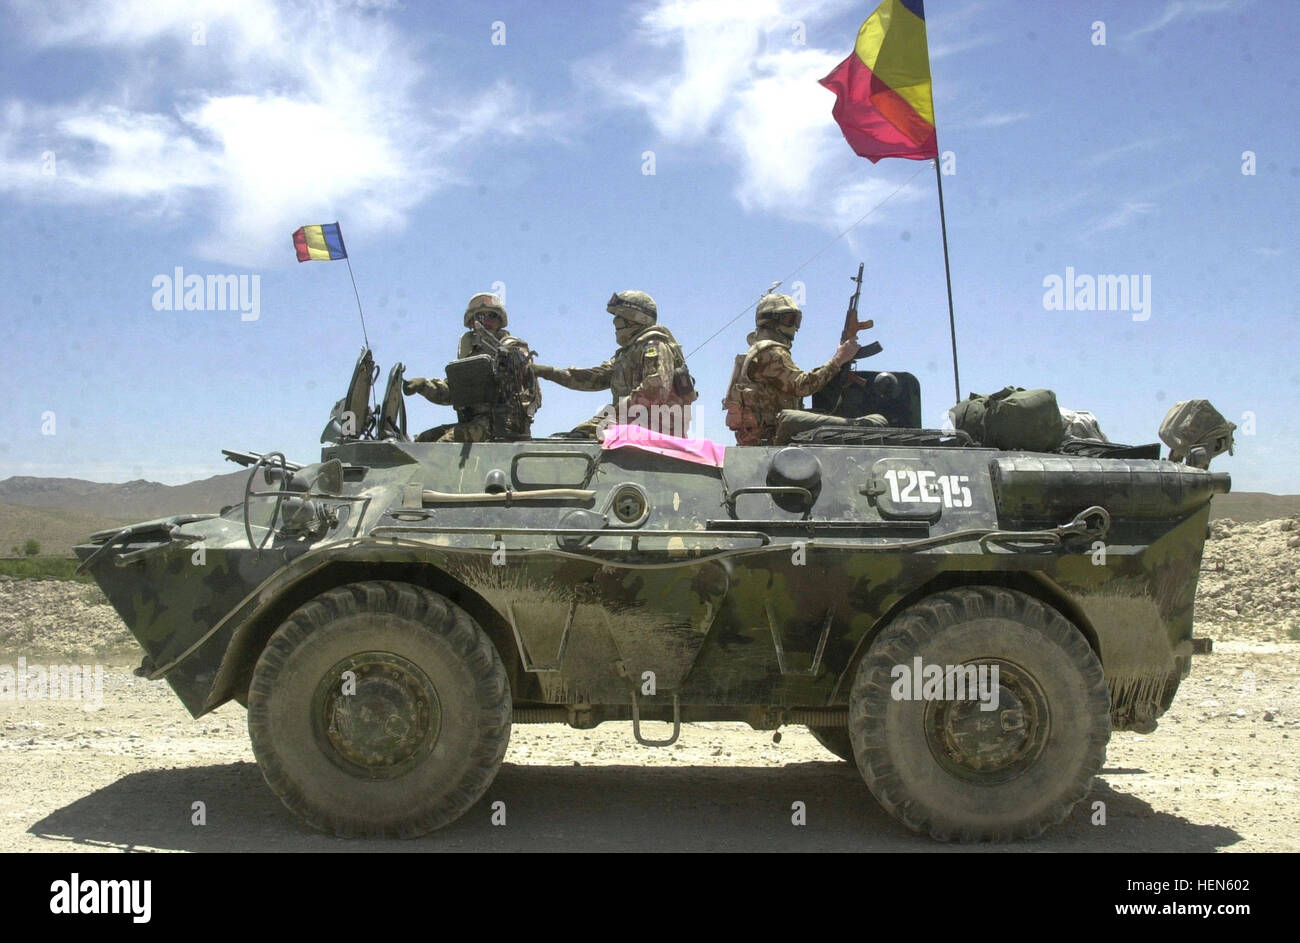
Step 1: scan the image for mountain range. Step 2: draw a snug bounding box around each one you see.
[0,471,247,556]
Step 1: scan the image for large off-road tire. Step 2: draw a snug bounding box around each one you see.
[807,726,855,762]
[247,581,511,838]
[850,586,1109,842]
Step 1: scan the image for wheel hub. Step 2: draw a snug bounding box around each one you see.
[314,653,441,779]
[924,660,1048,784]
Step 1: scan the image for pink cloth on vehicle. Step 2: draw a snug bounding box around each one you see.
[599,424,727,468]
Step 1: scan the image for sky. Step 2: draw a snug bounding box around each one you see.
[0,0,1295,492]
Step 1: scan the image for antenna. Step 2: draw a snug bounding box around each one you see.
[343,256,370,350]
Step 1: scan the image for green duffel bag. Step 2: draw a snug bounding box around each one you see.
[951,386,1066,452]
[949,396,986,442]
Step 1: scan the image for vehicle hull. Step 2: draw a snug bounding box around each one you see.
[77,438,1221,734]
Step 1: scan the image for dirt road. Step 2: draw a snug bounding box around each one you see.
[0,641,1294,852]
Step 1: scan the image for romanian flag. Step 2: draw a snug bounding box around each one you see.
[819,0,938,163]
[292,222,348,262]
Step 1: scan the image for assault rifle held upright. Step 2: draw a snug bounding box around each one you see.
[839,262,881,387]
[843,262,881,356]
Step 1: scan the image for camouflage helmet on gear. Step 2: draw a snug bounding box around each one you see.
[606,289,658,326]
[756,292,802,337]
[464,292,508,328]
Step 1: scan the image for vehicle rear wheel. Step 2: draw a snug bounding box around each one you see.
[849,586,1109,841]
[807,726,855,762]
[247,580,511,837]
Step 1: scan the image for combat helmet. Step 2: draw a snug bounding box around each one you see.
[756,293,802,338]
[464,292,508,329]
[607,289,657,345]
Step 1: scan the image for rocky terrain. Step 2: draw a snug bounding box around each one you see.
[1196,517,1300,643]
[0,580,132,661]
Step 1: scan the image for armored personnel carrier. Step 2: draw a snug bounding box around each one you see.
[76,349,1231,841]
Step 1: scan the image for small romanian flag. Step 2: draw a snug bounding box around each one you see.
[292,222,348,262]
[819,0,938,163]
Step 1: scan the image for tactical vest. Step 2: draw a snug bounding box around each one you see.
[722,339,788,441]
[614,326,697,403]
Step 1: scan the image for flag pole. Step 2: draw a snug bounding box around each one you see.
[933,157,961,406]
[336,233,377,416]
[344,256,371,350]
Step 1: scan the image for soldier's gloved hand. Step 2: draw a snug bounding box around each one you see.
[533,363,555,380]
[832,338,861,368]
[403,377,430,396]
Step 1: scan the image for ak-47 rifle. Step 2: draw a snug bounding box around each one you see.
[839,262,881,388]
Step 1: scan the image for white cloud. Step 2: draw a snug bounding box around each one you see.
[729,48,848,213]
[578,0,934,232]
[834,174,930,238]
[637,0,788,139]
[0,0,560,266]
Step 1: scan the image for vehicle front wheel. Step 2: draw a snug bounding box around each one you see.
[247,580,511,838]
[850,586,1109,842]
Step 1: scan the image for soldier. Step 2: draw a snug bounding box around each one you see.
[722,293,860,446]
[533,290,697,438]
[404,292,541,442]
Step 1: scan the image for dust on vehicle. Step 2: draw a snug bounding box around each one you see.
[75,349,1233,841]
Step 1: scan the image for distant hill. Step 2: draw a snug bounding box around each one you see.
[0,471,246,523]
[0,502,132,558]
[1211,492,1300,523]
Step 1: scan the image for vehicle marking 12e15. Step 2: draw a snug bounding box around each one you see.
[884,469,972,508]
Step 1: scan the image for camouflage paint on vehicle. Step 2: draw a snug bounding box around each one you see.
[76,434,1226,736]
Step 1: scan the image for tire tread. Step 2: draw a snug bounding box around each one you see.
[850,586,1109,842]
[247,580,511,838]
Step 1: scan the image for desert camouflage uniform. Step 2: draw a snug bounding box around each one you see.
[405,293,539,442]
[724,326,841,445]
[535,290,696,438]
[724,293,880,445]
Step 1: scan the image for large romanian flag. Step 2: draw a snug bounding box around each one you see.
[819,0,937,163]
[292,222,348,262]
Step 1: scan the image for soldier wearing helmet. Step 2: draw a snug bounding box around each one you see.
[404,292,541,442]
[534,290,697,438]
[721,293,860,446]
